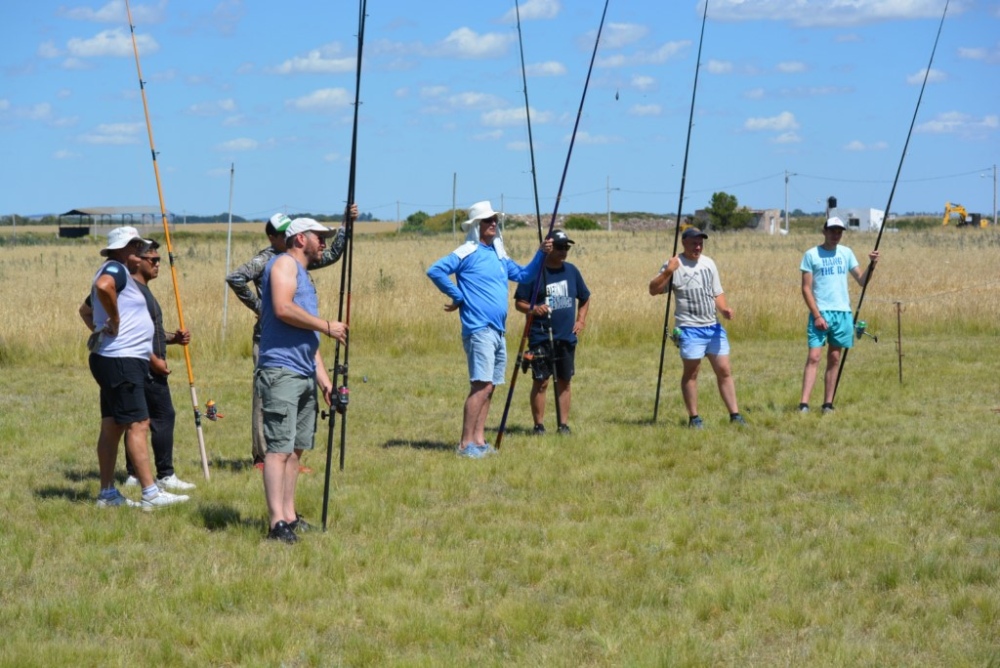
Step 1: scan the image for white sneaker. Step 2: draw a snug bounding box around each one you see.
[140,490,190,511]
[96,490,139,508]
[124,475,140,487]
[156,474,196,491]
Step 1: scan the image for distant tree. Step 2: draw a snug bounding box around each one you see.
[705,192,754,231]
[563,215,601,231]
[401,210,430,233]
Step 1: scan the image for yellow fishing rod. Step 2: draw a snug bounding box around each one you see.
[125,0,210,479]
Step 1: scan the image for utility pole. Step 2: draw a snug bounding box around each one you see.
[451,172,457,240]
[606,175,619,231]
[784,170,796,233]
[396,200,400,232]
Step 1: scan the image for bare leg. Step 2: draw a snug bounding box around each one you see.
[462,381,493,446]
[281,449,302,523]
[707,354,739,414]
[123,419,154,488]
[681,358,702,417]
[530,378,548,425]
[555,379,571,425]
[800,347,823,405]
[264,452,291,528]
[97,417,126,489]
[823,346,843,405]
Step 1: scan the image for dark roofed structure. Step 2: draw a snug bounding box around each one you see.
[58,206,171,238]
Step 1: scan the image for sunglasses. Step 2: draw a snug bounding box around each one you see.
[553,245,570,251]
[141,256,161,265]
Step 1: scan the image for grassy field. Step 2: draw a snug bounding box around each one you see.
[0,226,998,666]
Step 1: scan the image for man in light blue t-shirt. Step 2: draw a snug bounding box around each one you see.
[799,216,880,414]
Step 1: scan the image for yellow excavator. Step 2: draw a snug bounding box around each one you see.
[943,202,988,227]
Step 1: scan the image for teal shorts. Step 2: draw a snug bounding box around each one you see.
[807,311,854,349]
[254,366,318,454]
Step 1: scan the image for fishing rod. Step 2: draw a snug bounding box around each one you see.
[494,0,563,444]
[495,0,610,450]
[125,0,210,480]
[651,0,709,423]
[831,0,950,404]
[322,0,366,532]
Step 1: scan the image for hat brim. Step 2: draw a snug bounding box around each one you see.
[461,208,500,231]
[100,236,153,256]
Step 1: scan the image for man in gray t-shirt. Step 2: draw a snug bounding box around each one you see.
[649,227,746,429]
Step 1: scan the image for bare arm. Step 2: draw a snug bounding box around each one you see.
[714,293,733,320]
[79,298,95,332]
[801,271,827,331]
[315,349,332,406]
[573,298,590,335]
[850,249,880,287]
[93,275,120,335]
[648,256,680,296]
[270,255,347,344]
[515,298,550,317]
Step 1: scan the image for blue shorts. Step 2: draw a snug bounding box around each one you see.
[463,327,506,386]
[678,324,730,360]
[807,311,854,349]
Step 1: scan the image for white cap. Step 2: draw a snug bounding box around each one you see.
[285,217,335,239]
[825,216,846,229]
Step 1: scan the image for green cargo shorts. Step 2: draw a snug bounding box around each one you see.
[254,367,318,454]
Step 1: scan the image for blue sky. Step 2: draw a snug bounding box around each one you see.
[2,0,998,221]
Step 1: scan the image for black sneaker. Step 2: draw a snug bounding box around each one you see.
[533,424,546,435]
[821,403,835,415]
[289,514,312,533]
[557,423,571,434]
[266,521,298,544]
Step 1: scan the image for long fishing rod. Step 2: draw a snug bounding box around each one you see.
[494,0,562,445]
[125,0,210,479]
[831,0,950,404]
[651,0,709,423]
[322,0,366,532]
[495,0,610,450]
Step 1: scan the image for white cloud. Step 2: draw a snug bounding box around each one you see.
[438,28,513,59]
[448,92,506,109]
[286,88,352,112]
[629,104,661,117]
[216,138,258,151]
[54,149,81,159]
[187,99,237,116]
[501,0,561,22]
[568,131,618,145]
[78,121,144,144]
[526,61,566,77]
[38,41,61,58]
[844,140,888,151]
[916,112,999,135]
[706,60,733,74]
[906,68,946,85]
[61,0,166,24]
[776,61,807,74]
[506,140,529,151]
[474,130,503,141]
[772,132,801,144]
[744,87,765,100]
[66,28,158,58]
[709,0,956,28]
[959,43,1000,63]
[481,106,553,127]
[323,153,341,162]
[0,99,10,111]
[270,44,355,75]
[597,40,689,68]
[631,74,655,91]
[745,111,799,132]
[419,86,448,99]
[600,23,648,49]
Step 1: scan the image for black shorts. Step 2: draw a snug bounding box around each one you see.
[89,354,149,424]
[529,340,576,382]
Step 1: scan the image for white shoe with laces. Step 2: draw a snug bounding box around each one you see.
[140,490,190,511]
[124,475,140,487]
[156,474,196,491]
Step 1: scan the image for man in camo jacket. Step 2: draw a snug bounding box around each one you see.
[225,208,353,469]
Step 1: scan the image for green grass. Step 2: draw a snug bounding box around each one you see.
[0,229,998,665]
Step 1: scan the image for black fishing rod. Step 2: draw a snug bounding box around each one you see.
[322,0,366,532]
[831,0,950,404]
[651,0,709,423]
[494,0,564,443]
[125,0,210,479]
[495,0,610,450]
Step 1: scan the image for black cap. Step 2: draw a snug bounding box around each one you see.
[682,227,708,240]
[547,229,575,246]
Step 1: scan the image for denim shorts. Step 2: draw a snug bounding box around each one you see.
[462,327,507,386]
[678,323,730,360]
[807,310,854,349]
[254,366,317,454]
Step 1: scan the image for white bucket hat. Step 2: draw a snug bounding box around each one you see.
[461,201,500,232]
[100,226,153,257]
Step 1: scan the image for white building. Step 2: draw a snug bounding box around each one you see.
[830,207,884,232]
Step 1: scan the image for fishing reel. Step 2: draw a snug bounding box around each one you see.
[520,346,550,373]
[855,321,878,343]
[669,327,683,349]
[205,400,223,421]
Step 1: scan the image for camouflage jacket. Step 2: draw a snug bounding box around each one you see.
[225,228,346,342]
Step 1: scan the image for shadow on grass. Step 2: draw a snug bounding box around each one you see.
[489,424,536,436]
[211,457,258,473]
[36,486,92,502]
[197,502,248,531]
[63,467,100,482]
[382,439,453,451]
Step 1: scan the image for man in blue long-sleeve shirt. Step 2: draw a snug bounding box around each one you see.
[427,201,552,458]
